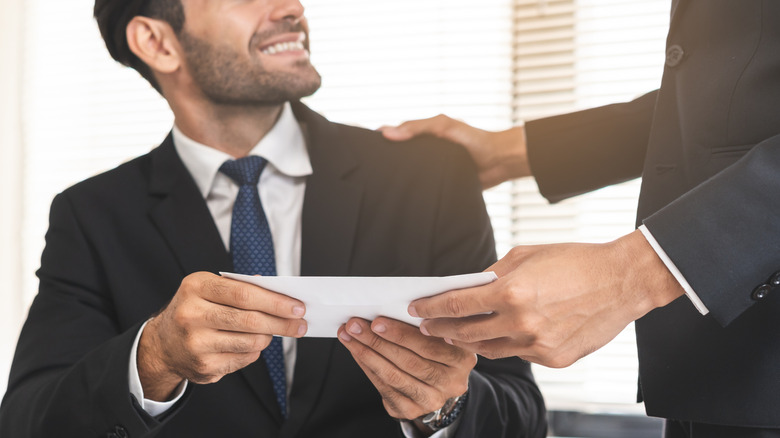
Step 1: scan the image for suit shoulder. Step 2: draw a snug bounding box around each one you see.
[331,122,476,169]
[59,150,153,201]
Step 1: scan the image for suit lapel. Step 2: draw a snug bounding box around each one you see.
[296,102,362,278]
[279,103,363,437]
[147,135,232,275]
[147,136,283,422]
[669,0,687,35]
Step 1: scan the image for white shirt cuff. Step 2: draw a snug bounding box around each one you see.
[399,416,461,438]
[128,320,188,417]
[638,225,709,315]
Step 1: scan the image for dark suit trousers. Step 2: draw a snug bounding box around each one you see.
[665,420,780,438]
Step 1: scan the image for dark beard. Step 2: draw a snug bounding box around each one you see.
[178,25,322,105]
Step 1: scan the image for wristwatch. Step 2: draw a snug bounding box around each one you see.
[419,390,469,431]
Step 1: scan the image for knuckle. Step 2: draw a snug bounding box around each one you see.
[382,399,401,418]
[233,287,252,308]
[204,278,229,300]
[271,297,285,317]
[453,325,474,343]
[189,360,214,383]
[445,295,465,317]
[174,305,197,327]
[205,307,226,326]
[447,345,474,366]
[396,382,422,404]
[410,386,432,408]
[180,272,207,293]
[350,344,369,362]
[422,364,443,385]
[400,355,421,374]
[384,368,406,389]
[228,337,248,353]
[392,328,408,346]
[241,311,261,331]
[434,113,451,124]
[501,284,524,308]
[367,334,385,351]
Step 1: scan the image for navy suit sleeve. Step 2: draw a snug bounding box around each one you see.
[429,145,547,438]
[643,134,780,326]
[525,91,657,203]
[0,193,178,437]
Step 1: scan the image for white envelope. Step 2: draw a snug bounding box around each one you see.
[220,271,498,338]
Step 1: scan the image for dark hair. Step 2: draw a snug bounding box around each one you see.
[94,0,185,93]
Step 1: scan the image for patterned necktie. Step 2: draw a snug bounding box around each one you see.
[219,156,287,418]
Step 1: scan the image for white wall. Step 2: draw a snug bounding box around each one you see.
[0,0,25,396]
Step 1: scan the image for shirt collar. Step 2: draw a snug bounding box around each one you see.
[173,102,313,198]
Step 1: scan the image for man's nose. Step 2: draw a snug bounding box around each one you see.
[269,0,305,23]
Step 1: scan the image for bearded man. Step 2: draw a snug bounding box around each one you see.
[0,1,546,437]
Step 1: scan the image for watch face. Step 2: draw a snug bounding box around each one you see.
[421,392,469,431]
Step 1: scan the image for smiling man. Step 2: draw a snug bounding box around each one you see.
[0,0,546,437]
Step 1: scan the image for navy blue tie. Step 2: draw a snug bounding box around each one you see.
[220,156,287,418]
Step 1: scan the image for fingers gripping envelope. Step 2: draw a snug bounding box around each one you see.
[220,272,498,337]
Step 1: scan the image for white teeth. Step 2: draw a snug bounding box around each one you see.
[262,41,305,55]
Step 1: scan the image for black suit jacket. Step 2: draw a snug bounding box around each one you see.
[0,103,546,437]
[524,0,780,428]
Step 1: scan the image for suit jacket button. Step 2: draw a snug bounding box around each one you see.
[752,284,771,301]
[770,272,780,287]
[109,426,129,438]
[666,44,684,67]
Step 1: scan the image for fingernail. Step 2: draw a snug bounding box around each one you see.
[339,331,352,342]
[298,324,307,337]
[293,305,305,317]
[444,338,454,345]
[348,322,362,335]
[408,305,419,318]
[373,322,387,334]
[420,324,430,336]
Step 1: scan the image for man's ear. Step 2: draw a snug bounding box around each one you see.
[126,16,182,76]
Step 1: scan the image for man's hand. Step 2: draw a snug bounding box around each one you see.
[138,272,307,401]
[337,317,475,434]
[409,230,685,367]
[379,115,531,189]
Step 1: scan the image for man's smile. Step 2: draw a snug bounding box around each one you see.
[259,32,307,56]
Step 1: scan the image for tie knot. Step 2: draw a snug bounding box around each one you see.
[219,156,268,186]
